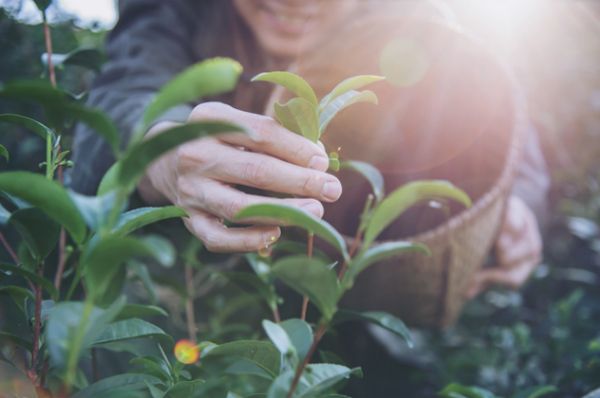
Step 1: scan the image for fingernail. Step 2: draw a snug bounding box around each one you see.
[301,201,324,218]
[308,155,329,171]
[322,180,342,201]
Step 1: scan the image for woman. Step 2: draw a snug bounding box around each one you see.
[70,0,548,305]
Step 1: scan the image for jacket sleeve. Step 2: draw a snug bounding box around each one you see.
[69,0,197,195]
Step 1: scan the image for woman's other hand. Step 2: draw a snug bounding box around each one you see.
[467,195,543,299]
[138,102,342,252]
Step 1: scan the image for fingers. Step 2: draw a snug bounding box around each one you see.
[189,102,330,172]
[176,177,324,222]
[198,143,342,202]
[184,209,281,253]
[466,256,539,299]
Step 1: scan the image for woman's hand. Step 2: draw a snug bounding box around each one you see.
[139,102,342,252]
[466,196,543,298]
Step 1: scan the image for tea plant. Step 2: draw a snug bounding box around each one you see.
[0,2,489,397]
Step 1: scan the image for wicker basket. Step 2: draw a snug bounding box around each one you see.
[290,13,526,327]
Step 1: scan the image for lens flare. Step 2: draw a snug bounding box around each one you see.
[174,339,200,364]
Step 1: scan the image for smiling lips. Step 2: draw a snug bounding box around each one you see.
[257,0,317,36]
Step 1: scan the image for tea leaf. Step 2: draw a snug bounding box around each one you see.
[82,236,152,304]
[203,340,281,378]
[0,263,58,299]
[0,172,87,243]
[514,386,558,398]
[252,71,318,106]
[92,318,170,345]
[67,104,120,156]
[345,241,430,285]
[271,255,341,321]
[0,145,7,162]
[33,0,52,11]
[0,286,34,314]
[0,331,32,351]
[363,180,471,246]
[263,320,297,366]
[333,310,413,347]
[46,298,126,371]
[319,90,378,135]
[141,57,242,133]
[117,121,243,190]
[112,206,187,237]
[222,271,279,311]
[0,204,10,225]
[320,75,384,110]
[9,208,60,260]
[115,304,168,321]
[42,47,105,72]
[299,364,362,397]
[68,190,117,231]
[71,373,161,398]
[236,204,348,260]
[0,113,54,141]
[439,383,497,398]
[279,319,313,362]
[340,160,385,203]
[274,97,319,142]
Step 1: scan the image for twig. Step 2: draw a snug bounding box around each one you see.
[300,233,314,320]
[0,231,19,264]
[287,323,327,398]
[272,306,281,323]
[185,265,197,343]
[29,266,44,386]
[42,13,56,87]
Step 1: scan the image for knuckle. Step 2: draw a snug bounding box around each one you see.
[241,161,269,187]
[200,229,223,252]
[251,116,276,145]
[300,172,320,195]
[176,175,194,198]
[190,101,228,120]
[223,197,247,220]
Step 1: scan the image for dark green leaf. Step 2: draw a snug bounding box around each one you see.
[0,263,58,299]
[222,271,278,310]
[0,144,9,162]
[115,304,167,321]
[33,0,52,11]
[236,204,348,260]
[67,104,120,156]
[142,57,242,132]
[274,97,319,142]
[252,71,318,106]
[43,48,105,72]
[9,207,60,260]
[279,319,313,362]
[128,262,158,304]
[203,340,281,378]
[299,364,362,398]
[319,90,378,135]
[345,241,430,285]
[71,374,161,398]
[340,160,384,203]
[0,172,87,243]
[0,113,53,141]
[320,75,384,109]
[92,318,170,345]
[514,386,558,398]
[0,331,32,351]
[81,236,152,304]
[113,206,186,237]
[0,203,10,225]
[68,190,117,231]
[0,285,33,314]
[439,383,497,398]
[263,320,296,362]
[333,310,412,347]
[116,121,244,190]
[271,255,340,320]
[364,180,471,247]
[46,298,126,371]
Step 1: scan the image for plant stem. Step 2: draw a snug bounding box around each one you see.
[337,228,362,281]
[300,232,314,321]
[184,265,197,343]
[272,306,281,323]
[29,266,44,386]
[287,323,327,398]
[42,12,56,88]
[0,231,19,264]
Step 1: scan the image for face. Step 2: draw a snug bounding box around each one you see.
[233,0,360,61]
